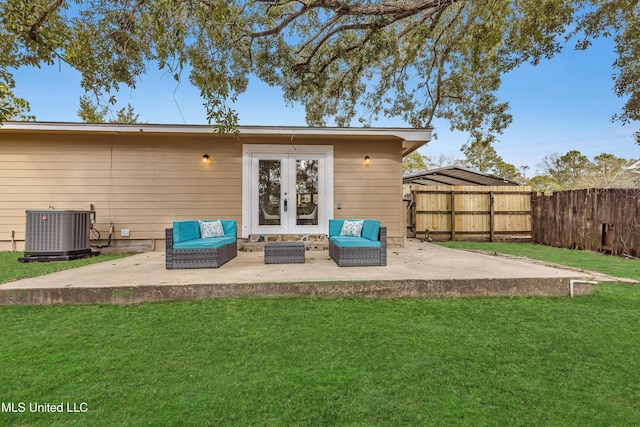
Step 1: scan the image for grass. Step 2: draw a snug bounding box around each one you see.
[0,243,639,425]
[435,241,640,280]
[0,252,130,285]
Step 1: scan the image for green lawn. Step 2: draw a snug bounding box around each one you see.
[1,244,639,426]
[435,241,639,280]
[0,252,129,284]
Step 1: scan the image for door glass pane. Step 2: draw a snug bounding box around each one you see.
[296,159,318,226]
[259,160,281,226]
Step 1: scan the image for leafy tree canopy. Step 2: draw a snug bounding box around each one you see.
[404,146,637,192]
[403,151,429,174]
[462,140,524,182]
[77,95,140,123]
[1,0,638,141]
[534,150,638,191]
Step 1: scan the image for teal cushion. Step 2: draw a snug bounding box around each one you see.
[329,219,344,237]
[362,220,381,241]
[174,236,236,250]
[330,236,381,248]
[220,220,237,237]
[173,221,200,244]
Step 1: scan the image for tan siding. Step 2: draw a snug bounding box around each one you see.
[0,133,243,244]
[333,140,404,244]
[1,131,407,249]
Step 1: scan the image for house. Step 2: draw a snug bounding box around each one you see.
[627,159,640,174]
[0,122,431,252]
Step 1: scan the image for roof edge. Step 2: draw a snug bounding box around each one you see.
[0,121,431,143]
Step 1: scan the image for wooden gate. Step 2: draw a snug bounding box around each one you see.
[409,185,532,241]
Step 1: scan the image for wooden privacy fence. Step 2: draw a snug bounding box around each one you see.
[532,188,640,257]
[408,185,532,241]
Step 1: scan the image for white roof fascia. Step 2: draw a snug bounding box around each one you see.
[0,121,431,143]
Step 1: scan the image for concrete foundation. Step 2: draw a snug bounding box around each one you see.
[0,240,608,306]
[0,278,595,306]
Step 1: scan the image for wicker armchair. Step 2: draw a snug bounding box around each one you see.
[328,219,387,267]
[165,220,237,269]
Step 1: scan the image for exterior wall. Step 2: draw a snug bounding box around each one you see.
[0,130,405,251]
[333,140,405,247]
[0,132,243,252]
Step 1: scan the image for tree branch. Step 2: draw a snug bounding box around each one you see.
[28,0,66,42]
[248,0,459,69]
[250,1,313,37]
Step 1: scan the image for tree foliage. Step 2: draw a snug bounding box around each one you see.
[402,150,467,174]
[0,0,638,140]
[0,81,34,121]
[461,140,524,182]
[533,150,638,191]
[403,142,526,182]
[404,145,637,192]
[403,151,429,174]
[538,150,591,188]
[77,95,140,123]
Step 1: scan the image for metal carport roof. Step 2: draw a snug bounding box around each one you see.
[403,166,521,186]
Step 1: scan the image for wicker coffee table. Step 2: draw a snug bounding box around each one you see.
[264,242,305,264]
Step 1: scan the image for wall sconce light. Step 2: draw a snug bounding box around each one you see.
[202,154,210,163]
[364,155,371,166]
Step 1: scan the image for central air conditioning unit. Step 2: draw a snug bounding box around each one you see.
[19,210,99,262]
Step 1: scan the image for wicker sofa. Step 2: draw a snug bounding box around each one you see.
[165,220,237,269]
[328,219,387,267]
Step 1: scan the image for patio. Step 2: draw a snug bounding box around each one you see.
[0,240,604,305]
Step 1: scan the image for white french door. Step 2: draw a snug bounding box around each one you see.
[242,145,333,237]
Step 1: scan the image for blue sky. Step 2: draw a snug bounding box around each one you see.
[11,36,639,176]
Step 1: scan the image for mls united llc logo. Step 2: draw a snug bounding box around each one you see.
[2,402,88,413]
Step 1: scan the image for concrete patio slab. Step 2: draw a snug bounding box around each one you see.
[0,240,601,305]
